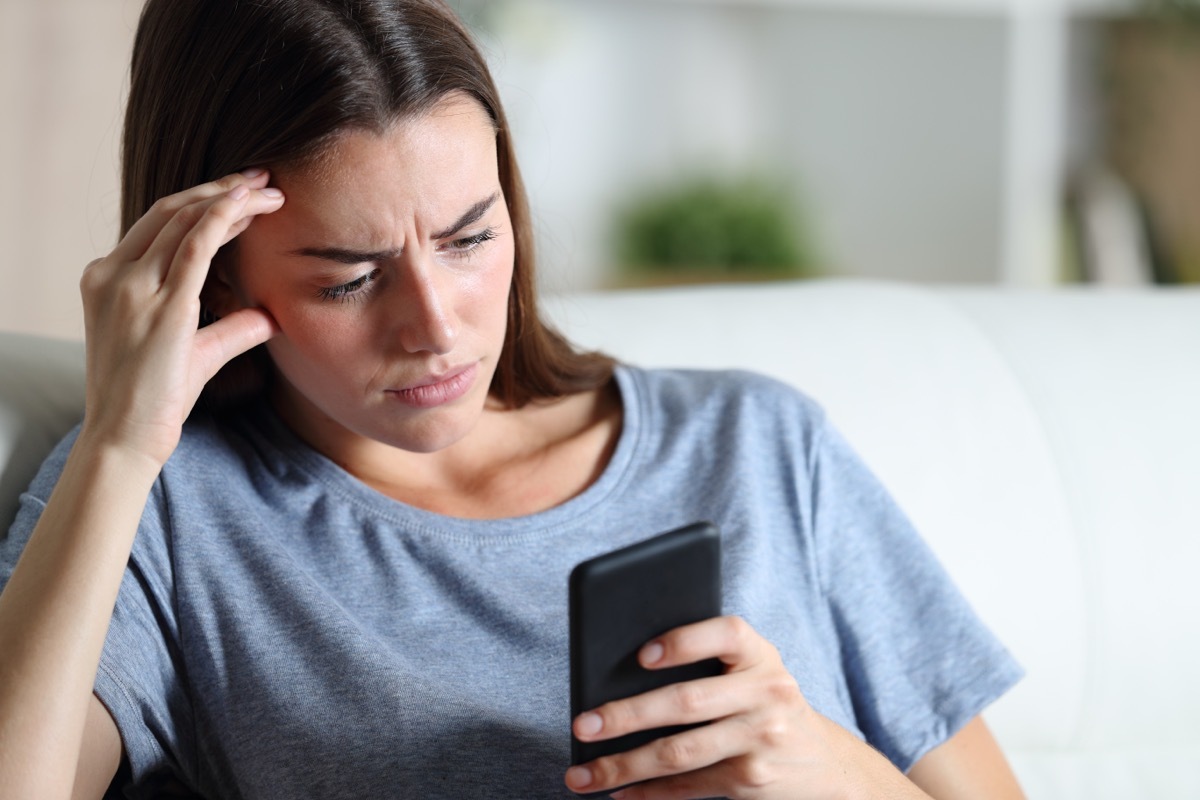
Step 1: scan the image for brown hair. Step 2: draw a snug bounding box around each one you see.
[122,0,613,409]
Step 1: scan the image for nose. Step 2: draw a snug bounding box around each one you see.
[390,257,459,355]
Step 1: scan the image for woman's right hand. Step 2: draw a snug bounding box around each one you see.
[78,169,285,467]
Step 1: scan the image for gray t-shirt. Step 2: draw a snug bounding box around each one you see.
[2,366,1021,799]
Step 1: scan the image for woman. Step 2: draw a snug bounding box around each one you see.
[0,1,1025,797]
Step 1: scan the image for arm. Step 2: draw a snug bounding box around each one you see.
[908,716,1025,800]
[0,171,283,799]
[565,616,1021,800]
[0,440,161,798]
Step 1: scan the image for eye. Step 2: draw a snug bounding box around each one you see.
[442,227,498,259]
[317,268,381,303]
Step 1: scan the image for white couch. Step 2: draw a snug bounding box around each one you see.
[3,279,1199,798]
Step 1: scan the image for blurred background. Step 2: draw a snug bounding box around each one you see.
[2,0,1196,341]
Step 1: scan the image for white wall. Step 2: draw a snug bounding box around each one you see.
[0,0,139,341]
[487,1,1009,291]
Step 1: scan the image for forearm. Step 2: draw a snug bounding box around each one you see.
[906,717,1026,800]
[820,715,933,800]
[0,435,160,794]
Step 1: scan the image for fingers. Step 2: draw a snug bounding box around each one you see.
[570,704,811,797]
[218,212,258,249]
[574,667,803,752]
[110,169,284,302]
[605,768,715,800]
[603,757,770,800]
[642,616,772,673]
[73,170,285,465]
[192,307,279,383]
[574,673,746,743]
[566,718,753,797]
[585,720,737,789]
[568,617,812,797]
[80,180,269,340]
[113,169,271,262]
[572,617,782,745]
[95,171,284,312]
[157,184,284,299]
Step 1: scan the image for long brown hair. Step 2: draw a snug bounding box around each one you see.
[122,0,613,409]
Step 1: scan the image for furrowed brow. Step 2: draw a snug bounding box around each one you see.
[286,193,501,264]
[431,192,500,240]
[287,246,404,265]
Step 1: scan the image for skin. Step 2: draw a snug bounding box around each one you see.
[565,620,1025,799]
[0,93,1025,799]
[215,96,622,518]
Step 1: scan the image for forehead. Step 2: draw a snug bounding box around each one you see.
[292,95,496,182]
[264,96,500,244]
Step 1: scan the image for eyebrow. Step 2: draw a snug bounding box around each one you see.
[288,192,501,264]
[432,192,500,239]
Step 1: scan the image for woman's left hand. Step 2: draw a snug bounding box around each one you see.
[565,615,929,800]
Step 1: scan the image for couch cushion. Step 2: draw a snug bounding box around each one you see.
[0,332,85,531]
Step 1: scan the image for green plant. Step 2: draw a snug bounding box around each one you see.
[614,176,815,281]
[1146,0,1200,24]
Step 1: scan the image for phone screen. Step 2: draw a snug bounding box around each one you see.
[568,521,723,771]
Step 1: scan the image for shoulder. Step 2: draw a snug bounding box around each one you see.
[615,365,834,478]
[620,364,829,433]
[17,407,263,503]
[167,408,260,470]
[622,364,818,403]
[165,399,322,489]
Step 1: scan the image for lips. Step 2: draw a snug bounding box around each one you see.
[385,362,478,409]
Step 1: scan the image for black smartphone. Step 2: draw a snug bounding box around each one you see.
[569,521,723,774]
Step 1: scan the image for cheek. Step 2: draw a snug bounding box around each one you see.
[475,241,516,322]
[247,281,374,370]
[231,262,365,351]
[263,312,377,398]
[275,306,373,360]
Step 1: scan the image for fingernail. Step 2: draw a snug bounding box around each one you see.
[229,185,250,201]
[577,712,602,737]
[566,766,593,789]
[642,641,664,665]
[260,187,284,199]
[240,167,266,178]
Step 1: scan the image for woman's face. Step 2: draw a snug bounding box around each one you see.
[228,95,515,455]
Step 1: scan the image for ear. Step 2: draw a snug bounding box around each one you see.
[201,245,245,319]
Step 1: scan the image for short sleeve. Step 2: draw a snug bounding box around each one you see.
[809,419,1023,772]
[0,434,197,792]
